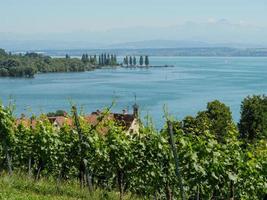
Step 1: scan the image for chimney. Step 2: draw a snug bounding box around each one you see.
[63,111,68,117]
[132,103,139,118]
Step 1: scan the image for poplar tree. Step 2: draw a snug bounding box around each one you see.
[114,54,117,64]
[65,54,70,59]
[104,54,107,65]
[98,55,101,65]
[94,55,97,65]
[139,56,143,66]
[126,56,129,66]
[145,56,149,66]
[133,56,137,66]
[129,56,133,66]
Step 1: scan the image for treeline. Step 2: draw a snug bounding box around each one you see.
[81,53,118,66]
[0,48,119,78]
[123,55,149,66]
[98,53,118,66]
[0,95,266,199]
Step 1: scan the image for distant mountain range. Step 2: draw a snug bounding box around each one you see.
[106,40,266,49]
[107,40,213,49]
[32,47,267,57]
[2,39,267,52]
[2,19,267,51]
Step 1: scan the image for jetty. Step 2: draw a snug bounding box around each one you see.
[121,55,174,68]
[121,64,174,68]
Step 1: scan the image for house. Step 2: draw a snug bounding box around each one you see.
[16,104,140,135]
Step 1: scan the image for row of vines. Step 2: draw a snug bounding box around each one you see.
[0,100,266,199]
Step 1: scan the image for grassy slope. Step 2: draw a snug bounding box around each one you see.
[0,174,139,200]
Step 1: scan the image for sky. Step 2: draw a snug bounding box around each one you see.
[1,0,267,48]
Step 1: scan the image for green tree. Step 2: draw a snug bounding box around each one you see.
[239,95,267,141]
[93,55,97,65]
[24,66,36,78]
[133,56,137,66]
[81,54,89,63]
[124,56,129,66]
[104,54,107,65]
[0,102,15,174]
[129,56,133,66]
[139,56,143,66]
[47,110,67,117]
[0,68,9,76]
[114,54,117,64]
[107,54,111,65]
[178,100,236,142]
[0,48,7,57]
[98,55,102,66]
[205,100,236,141]
[145,56,149,66]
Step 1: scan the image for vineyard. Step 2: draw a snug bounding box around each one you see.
[0,97,266,200]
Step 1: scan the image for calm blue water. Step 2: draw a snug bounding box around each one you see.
[1,57,267,128]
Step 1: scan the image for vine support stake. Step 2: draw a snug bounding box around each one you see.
[230,180,234,200]
[167,120,185,200]
[72,106,85,189]
[4,142,12,175]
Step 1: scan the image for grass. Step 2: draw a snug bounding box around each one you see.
[0,173,140,200]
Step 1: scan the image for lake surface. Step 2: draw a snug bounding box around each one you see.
[1,57,267,128]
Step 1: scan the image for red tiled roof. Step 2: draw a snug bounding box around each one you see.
[16,118,37,128]
[16,111,136,134]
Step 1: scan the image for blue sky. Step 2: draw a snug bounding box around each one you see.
[1,0,267,47]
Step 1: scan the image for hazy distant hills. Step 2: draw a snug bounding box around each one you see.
[107,40,213,49]
[0,40,104,51]
[1,38,267,57]
[2,39,266,51]
[2,19,267,51]
[38,47,267,57]
[107,40,267,49]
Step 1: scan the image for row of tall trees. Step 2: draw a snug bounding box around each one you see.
[98,53,117,66]
[0,95,266,199]
[68,53,118,66]
[81,53,118,66]
[123,56,149,66]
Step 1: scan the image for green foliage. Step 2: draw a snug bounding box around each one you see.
[129,56,133,66]
[133,57,137,66]
[239,95,267,141]
[124,56,129,66]
[205,100,236,141]
[139,56,143,66]
[98,53,117,66]
[0,102,15,173]
[0,98,266,199]
[0,48,8,57]
[0,49,118,78]
[177,100,237,142]
[145,56,149,66]
[47,110,67,117]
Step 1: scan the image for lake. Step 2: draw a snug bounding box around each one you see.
[1,56,267,128]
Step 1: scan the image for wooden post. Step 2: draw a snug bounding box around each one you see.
[3,140,12,175]
[230,180,234,200]
[84,159,93,192]
[118,170,124,200]
[72,106,85,189]
[167,121,185,200]
[196,184,200,200]
[165,184,172,200]
[28,157,32,177]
